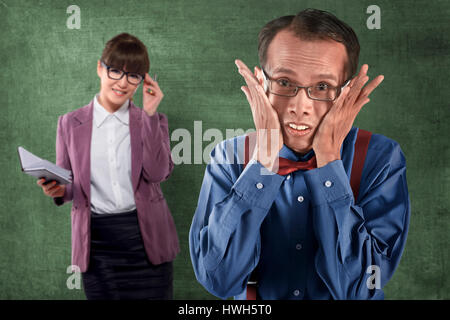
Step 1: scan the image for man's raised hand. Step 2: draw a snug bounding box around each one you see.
[313,64,384,167]
[235,59,283,171]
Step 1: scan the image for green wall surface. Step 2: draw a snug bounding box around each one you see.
[1,0,449,299]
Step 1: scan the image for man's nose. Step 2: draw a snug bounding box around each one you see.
[288,88,313,115]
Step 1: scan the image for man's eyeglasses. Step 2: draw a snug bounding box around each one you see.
[262,69,351,101]
[101,61,144,85]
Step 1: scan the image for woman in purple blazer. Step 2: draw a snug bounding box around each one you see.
[37,33,179,300]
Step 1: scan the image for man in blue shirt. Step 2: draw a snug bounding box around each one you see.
[189,9,410,300]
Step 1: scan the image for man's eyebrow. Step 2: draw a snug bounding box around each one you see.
[313,74,338,82]
[270,68,338,83]
[271,67,297,75]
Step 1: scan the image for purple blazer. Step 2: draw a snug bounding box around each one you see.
[54,100,180,272]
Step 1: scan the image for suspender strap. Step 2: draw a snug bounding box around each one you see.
[246,282,258,300]
[244,129,372,300]
[350,128,372,203]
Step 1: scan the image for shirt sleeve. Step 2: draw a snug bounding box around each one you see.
[189,141,285,299]
[303,141,410,299]
[140,111,174,183]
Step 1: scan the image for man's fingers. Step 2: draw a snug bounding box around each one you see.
[235,59,252,73]
[345,75,369,109]
[348,64,369,88]
[360,75,384,98]
[235,59,259,86]
[240,86,252,105]
[353,97,371,114]
[333,85,351,111]
[236,59,270,107]
[358,64,369,78]
[238,68,259,87]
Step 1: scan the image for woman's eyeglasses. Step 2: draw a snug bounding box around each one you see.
[101,61,144,85]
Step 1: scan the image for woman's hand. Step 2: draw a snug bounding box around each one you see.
[37,178,65,198]
[142,73,164,116]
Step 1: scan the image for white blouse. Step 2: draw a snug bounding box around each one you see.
[89,94,136,214]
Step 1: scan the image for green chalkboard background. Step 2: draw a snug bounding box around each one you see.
[1,0,449,299]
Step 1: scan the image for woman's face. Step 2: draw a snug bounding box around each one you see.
[96,60,139,110]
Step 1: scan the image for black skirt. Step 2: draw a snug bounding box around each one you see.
[82,209,173,300]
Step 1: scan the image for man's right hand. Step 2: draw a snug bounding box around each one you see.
[235,59,283,172]
[37,178,66,198]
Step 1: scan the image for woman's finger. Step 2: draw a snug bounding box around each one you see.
[45,182,58,193]
[48,186,61,197]
[144,73,155,85]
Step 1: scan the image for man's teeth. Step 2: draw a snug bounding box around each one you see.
[113,89,126,94]
[289,123,309,130]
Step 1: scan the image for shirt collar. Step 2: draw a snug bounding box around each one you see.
[93,94,130,128]
[278,144,315,162]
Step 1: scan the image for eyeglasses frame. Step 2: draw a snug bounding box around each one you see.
[100,61,145,85]
[262,69,351,102]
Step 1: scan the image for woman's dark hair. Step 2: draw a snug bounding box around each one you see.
[100,33,150,75]
[258,9,360,79]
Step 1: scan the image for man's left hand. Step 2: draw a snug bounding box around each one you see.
[143,73,164,116]
[313,64,384,168]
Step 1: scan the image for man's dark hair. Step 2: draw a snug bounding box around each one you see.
[258,8,360,79]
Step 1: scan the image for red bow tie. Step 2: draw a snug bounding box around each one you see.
[277,156,317,175]
[243,135,317,175]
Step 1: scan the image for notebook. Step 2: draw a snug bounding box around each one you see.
[18,146,72,185]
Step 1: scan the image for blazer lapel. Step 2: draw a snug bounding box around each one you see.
[129,103,143,193]
[73,101,93,201]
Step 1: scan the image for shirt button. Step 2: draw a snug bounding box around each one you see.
[324,180,332,188]
[296,243,302,250]
[286,175,291,180]
[256,182,264,189]
[297,195,304,203]
[293,289,300,296]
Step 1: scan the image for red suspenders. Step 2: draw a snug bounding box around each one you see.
[245,129,372,300]
[350,129,372,203]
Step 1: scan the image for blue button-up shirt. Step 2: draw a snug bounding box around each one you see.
[189,127,410,300]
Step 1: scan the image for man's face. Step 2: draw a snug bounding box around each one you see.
[260,30,348,155]
[97,60,138,110]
